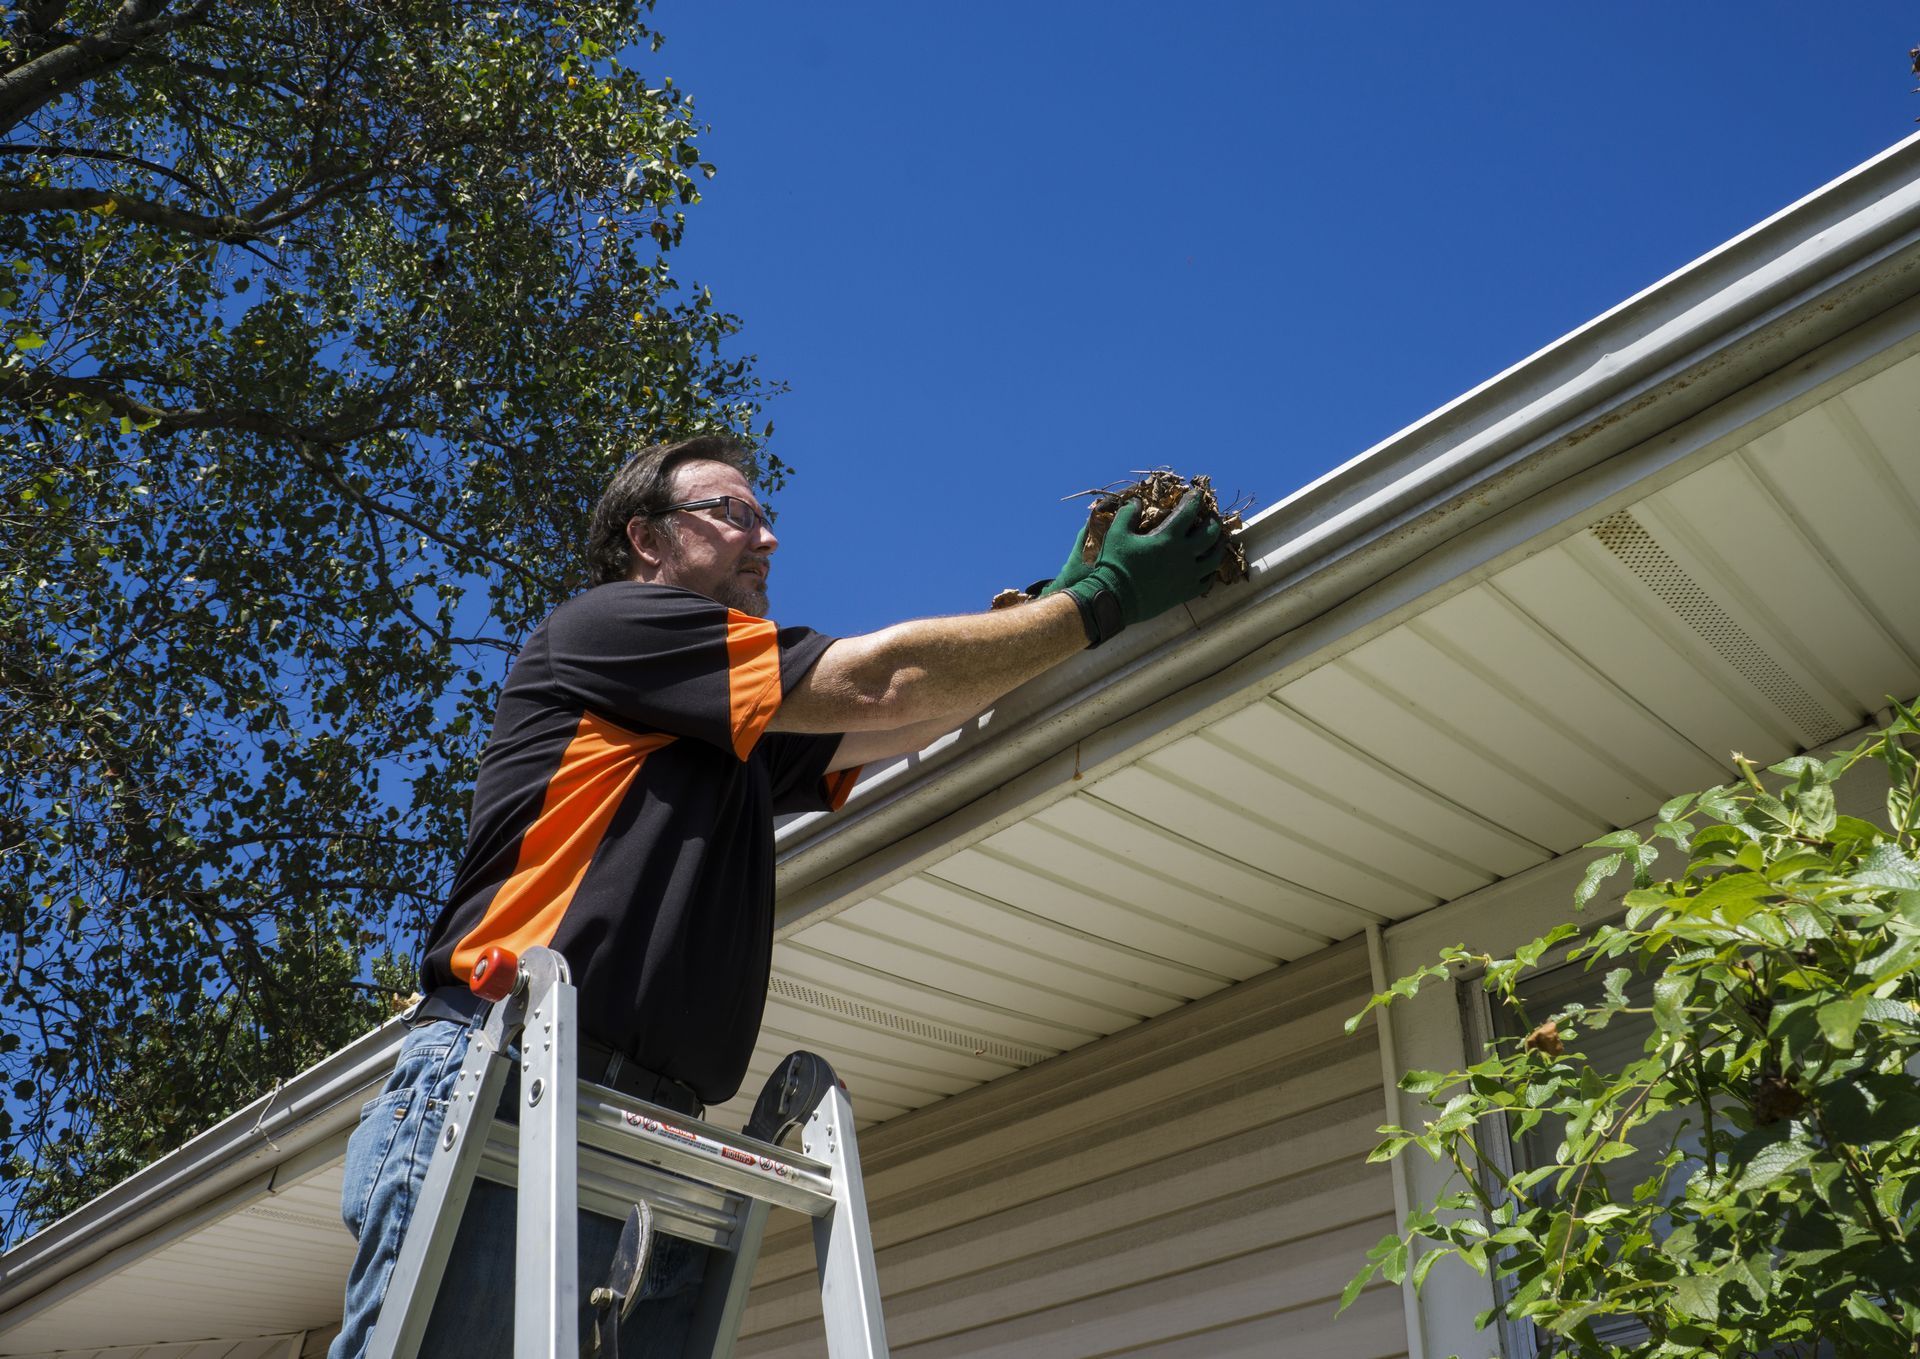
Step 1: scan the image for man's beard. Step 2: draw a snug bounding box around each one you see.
[660,537,769,616]
[711,573,770,617]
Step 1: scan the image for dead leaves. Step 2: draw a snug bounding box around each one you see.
[991,468,1253,609]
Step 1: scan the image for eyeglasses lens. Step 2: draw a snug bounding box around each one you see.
[722,498,766,533]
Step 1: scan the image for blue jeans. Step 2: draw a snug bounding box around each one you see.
[330,1021,708,1359]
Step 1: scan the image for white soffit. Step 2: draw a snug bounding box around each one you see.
[712,346,1920,1129]
[0,1167,353,1353]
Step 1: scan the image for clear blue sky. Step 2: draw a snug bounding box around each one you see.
[649,2,1916,639]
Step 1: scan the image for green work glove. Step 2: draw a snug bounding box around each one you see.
[1029,502,1110,599]
[1061,492,1225,646]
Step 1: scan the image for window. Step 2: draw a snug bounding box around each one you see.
[1470,954,1683,1355]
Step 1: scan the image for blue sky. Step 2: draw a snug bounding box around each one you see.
[650,2,1916,639]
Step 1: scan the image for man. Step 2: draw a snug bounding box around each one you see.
[332,435,1225,1357]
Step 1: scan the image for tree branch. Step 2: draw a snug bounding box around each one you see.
[0,184,258,239]
[0,0,211,134]
[0,366,398,441]
[0,141,218,204]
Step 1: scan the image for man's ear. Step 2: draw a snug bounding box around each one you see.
[625,516,667,575]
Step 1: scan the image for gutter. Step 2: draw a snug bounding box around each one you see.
[772,128,1920,932]
[0,1022,401,1323]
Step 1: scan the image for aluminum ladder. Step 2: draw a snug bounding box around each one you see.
[364,945,890,1359]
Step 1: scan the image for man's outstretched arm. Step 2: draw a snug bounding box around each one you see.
[770,491,1228,771]
[771,592,1086,756]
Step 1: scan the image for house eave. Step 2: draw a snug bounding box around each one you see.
[0,1024,402,1323]
[772,129,1920,930]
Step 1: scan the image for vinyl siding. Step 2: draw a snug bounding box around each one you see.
[735,939,1407,1359]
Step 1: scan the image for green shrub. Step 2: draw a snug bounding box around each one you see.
[1345,703,1920,1357]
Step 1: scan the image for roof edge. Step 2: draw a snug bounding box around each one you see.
[772,130,1920,909]
[0,1023,401,1319]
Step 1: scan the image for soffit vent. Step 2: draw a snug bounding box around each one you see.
[767,974,1053,1068]
[1590,510,1837,743]
[241,1202,341,1231]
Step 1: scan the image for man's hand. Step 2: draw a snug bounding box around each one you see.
[1030,507,1102,600]
[1060,491,1224,645]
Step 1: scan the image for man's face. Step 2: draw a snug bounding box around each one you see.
[630,460,778,616]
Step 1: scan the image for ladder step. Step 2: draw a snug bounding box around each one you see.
[572,1083,837,1215]
[479,1129,743,1248]
[475,1077,837,1214]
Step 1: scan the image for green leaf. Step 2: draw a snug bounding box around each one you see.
[1377,1235,1409,1285]
[1398,1069,1446,1095]
[1336,1257,1379,1314]
[1732,1138,1814,1194]
[1575,853,1624,910]
[1829,814,1885,847]
[1816,996,1867,1050]
[1367,1134,1413,1163]
[1657,792,1695,823]
[1854,843,1920,891]
[1410,1245,1446,1293]
[1653,972,1689,1032]
[1796,778,1836,836]
[1691,870,1773,911]
[12,332,45,350]
[1670,1271,1721,1321]
[1844,1293,1897,1331]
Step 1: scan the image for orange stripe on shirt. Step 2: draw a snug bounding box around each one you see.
[821,765,862,811]
[724,613,783,760]
[449,713,672,982]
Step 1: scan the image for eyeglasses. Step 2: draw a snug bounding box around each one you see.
[648,495,773,535]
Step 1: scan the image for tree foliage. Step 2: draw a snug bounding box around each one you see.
[0,0,781,1238]
[1346,708,1920,1357]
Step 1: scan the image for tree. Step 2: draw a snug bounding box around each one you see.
[1345,708,1920,1357]
[0,0,781,1238]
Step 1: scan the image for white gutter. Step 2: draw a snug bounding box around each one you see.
[772,129,1920,934]
[0,1022,401,1322]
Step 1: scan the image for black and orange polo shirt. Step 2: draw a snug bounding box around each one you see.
[419,582,856,1106]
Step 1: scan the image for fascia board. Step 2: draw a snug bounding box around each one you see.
[0,1023,402,1321]
[772,129,1920,914]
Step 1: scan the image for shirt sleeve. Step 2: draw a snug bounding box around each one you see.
[543,583,836,759]
[764,733,863,815]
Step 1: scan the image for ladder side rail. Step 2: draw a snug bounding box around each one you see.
[514,950,580,1359]
[364,1000,523,1359]
[803,1085,890,1359]
[683,1199,772,1359]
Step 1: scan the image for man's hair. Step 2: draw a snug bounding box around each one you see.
[586,434,755,585]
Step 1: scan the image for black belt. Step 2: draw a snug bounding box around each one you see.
[408,988,703,1119]
[579,1040,704,1119]
[409,987,490,1027]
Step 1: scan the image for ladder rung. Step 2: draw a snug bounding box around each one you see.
[573,1082,837,1216]
[479,1130,743,1247]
